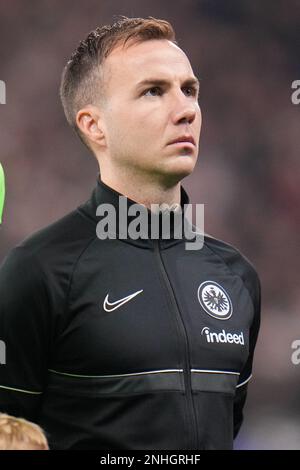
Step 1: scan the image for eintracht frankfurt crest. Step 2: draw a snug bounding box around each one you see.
[198,281,233,320]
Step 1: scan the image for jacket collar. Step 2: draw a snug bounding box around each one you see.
[80,174,195,249]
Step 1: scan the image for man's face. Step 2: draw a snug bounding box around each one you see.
[100,39,202,186]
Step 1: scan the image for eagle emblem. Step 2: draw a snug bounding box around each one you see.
[197,281,233,320]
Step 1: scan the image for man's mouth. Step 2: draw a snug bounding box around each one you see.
[168,135,196,147]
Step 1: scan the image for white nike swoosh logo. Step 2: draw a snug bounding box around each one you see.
[103,289,143,312]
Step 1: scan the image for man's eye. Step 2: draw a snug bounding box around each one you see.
[144,87,162,96]
[183,86,198,97]
[142,86,198,98]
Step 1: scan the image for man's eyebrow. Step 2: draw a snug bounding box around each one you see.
[135,76,200,90]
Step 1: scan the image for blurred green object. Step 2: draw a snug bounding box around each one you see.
[0,163,5,224]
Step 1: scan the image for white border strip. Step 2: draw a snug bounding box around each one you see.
[191,369,240,376]
[48,368,184,379]
[236,374,252,388]
[0,384,43,395]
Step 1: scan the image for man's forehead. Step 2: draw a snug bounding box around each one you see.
[104,39,194,85]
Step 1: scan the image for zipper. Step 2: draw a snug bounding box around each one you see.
[153,239,199,450]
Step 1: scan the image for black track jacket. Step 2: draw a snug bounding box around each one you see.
[0,177,261,450]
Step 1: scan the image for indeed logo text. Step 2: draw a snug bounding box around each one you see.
[201,327,244,345]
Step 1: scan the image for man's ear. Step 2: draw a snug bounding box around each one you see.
[76,105,106,148]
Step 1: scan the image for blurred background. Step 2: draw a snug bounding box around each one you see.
[0,0,299,449]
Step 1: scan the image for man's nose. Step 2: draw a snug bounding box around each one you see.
[171,95,197,125]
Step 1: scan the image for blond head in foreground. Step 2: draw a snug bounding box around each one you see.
[0,413,49,450]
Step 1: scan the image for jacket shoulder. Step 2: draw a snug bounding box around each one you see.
[13,206,96,260]
[203,232,261,306]
[0,205,97,288]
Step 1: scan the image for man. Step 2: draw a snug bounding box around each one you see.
[0,16,261,450]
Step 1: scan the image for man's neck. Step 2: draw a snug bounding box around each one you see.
[99,173,181,210]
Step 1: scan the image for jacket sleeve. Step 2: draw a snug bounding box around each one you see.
[0,245,52,421]
[233,271,261,439]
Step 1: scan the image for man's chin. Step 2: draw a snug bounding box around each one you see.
[158,155,197,185]
[168,154,197,175]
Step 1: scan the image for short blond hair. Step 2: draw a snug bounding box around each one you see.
[0,413,49,450]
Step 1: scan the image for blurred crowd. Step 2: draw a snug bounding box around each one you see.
[0,0,299,449]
